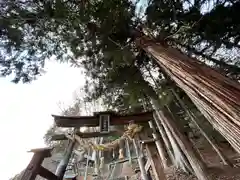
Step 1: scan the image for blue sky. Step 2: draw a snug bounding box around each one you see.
[0,61,85,179]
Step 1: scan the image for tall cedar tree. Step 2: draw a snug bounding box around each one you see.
[1,0,240,156]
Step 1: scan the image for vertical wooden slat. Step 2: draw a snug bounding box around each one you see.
[144,159,151,171]
[133,138,149,180]
[145,144,166,180]
[148,120,167,168]
[125,139,132,167]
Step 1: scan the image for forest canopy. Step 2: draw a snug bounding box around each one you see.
[0,0,239,83]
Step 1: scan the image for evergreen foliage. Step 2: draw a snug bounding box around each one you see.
[0,0,239,83]
[2,1,240,172]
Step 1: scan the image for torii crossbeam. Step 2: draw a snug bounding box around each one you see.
[52,111,153,128]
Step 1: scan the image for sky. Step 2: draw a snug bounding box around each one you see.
[0,61,85,180]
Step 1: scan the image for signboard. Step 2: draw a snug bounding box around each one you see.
[99,114,110,133]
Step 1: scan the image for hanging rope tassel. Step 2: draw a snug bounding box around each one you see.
[119,148,125,159]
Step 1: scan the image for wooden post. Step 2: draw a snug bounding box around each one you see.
[145,144,166,180]
[55,140,75,179]
[84,149,91,180]
[148,120,167,168]
[51,131,119,140]
[125,139,132,167]
[94,150,100,175]
[94,137,103,175]
[145,159,151,171]
[133,138,149,180]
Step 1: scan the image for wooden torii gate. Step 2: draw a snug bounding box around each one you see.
[20,111,165,180]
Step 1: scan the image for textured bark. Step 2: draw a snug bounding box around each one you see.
[172,89,232,166]
[159,109,211,180]
[152,100,193,174]
[150,97,194,174]
[137,36,240,154]
[166,105,208,167]
[150,96,209,179]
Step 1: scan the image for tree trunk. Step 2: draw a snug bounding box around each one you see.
[166,105,208,166]
[153,113,185,166]
[137,36,240,154]
[151,99,193,174]
[161,109,210,180]
[172,89,233,166]
[151,98,210,180]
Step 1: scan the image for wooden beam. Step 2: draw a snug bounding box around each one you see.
[20,148,52,180]
[145,144,166,180]
[53,115,97,127]
[108,156,138,165]
[51,134,67,141]
[53,111,153,127]
[145,159,151,171]
[51,131,119,141]
[111,112,153,126]
[39,166,58,180]
[28,147,52,155]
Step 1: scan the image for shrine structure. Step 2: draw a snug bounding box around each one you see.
[20,111,165,180]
